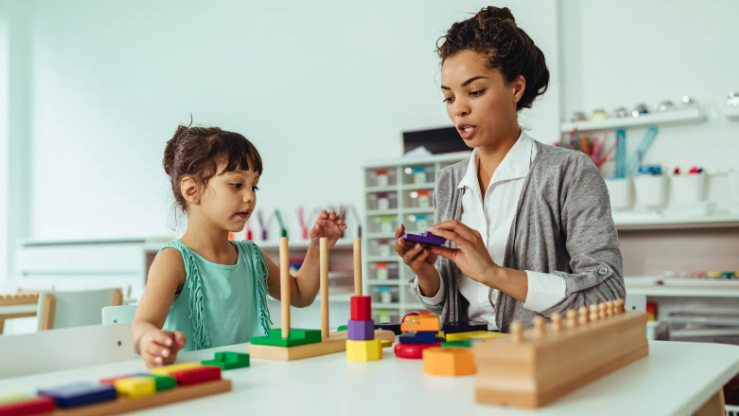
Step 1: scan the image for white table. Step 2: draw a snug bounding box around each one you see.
[1,341,738,416]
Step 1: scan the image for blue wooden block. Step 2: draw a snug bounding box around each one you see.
[38,382,117,408]
[399,331,437,344]
[348,319,375,341]
[442,320,488,334]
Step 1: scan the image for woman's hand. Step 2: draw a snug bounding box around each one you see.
[138,329,186,368]
[310,210,347,249]
[394,224,438,279]
[427,220,498,285]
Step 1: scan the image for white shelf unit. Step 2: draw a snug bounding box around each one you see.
[727,106,739,121]
[613,212,739,231]
[560,108,705,132]
[362,153,470,320]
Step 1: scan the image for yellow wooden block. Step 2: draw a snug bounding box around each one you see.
[150,362,201,376]
[346,339,382,362]
[114,376,156,398]
[445,331,489,342]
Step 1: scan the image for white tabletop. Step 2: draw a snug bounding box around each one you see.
[1,341,738,416]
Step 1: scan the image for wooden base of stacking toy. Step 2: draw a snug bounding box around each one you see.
[247,329,395,361]
[474,299,648,409]
[423,347,476,376]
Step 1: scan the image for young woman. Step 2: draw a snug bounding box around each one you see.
[394,7,624,331]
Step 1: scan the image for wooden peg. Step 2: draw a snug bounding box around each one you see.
[589,305,599,322]
[279,237,291,340]
[606,301,615,317]
[598,303,607,320]
[353,238,362,297]
[320,238,329,339]
[533,316,546,338]
[578,306,589,325]
[565,309,578,329]
[510,321,523,343]
[551,312,563,333]
[618,299,626,313]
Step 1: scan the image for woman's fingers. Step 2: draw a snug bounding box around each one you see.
[426,228,467,249]
[428,245,459,260]
[408,247,430,270]
[395,224,406,239]
[402,243,425,267]
[431,220,479,243]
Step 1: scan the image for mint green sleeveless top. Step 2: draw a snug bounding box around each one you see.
[161,240,271,351]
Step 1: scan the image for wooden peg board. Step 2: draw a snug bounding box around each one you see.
[246,329,395,361]
[0,292,39,306]
[474,303,648,409]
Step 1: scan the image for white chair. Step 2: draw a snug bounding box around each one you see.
[625,293,647,312]
[102,305,137,325]
[0,323,134,379]
[37,288,123,331]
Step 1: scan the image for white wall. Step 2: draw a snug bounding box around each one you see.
[10,0,560,247]
[0,2,8,287]
[560,0,739,172]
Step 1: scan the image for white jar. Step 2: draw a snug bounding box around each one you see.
[634,175,669,209]
[671,173,707,205]
[605,177,634,211]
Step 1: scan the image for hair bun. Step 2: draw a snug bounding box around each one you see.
[477,6,516,24]
[163,125,189,175]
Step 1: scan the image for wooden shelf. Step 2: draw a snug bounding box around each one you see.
[403,207,435,215]
[366,279,402,285]
[560,108,705,132]
[626,285,739,298]
[366,233,395,239]
[366,209,398,216]
[401,183,436,191]
[365,185,398,193]
[614,213,739,231]
[727,106,739,121]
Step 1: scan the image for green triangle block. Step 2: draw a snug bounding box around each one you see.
[142,374,176,391]
[337,325,348,332]
[249,329,322,347]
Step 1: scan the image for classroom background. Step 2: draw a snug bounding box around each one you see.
[2,0,739,411]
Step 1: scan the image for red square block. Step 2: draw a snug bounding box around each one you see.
[351,296,372,321]
[0,397,55,416]
[170,366,221,386]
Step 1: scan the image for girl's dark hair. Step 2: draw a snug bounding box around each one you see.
[163,123,263,210]
[437,6,549,111]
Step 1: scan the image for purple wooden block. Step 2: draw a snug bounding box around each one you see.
[348,319,375,341]
[401,232,446,246]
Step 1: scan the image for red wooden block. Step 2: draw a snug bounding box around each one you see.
[393,342,441,359]
[350,296,372,321]
[99,373,146,386]
[170,366,222,386]
[0,397,55,416]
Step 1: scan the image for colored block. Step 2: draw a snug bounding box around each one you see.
[0,393,31,405]
[442,340,475,348]
[393,342,441,359]
[374,322,402,335]
[149,362,202,376]
[400,232,446,246]
[443,320,488,334]
[350,296,372,321]
[423,347,476,376]
[99,373,147,386]
[202,352,249,370]
[445,331,489,342]
[400,315,440,333]
[399,331,437,344]
[348,319,375,341]
[337,325,348,331]
[171,366,222,386]
[140,374,176,391]
[461,331,508,341]
[249,328,322,347]
[38,383,117,409]
[113,377,156,399]
[0,397,55,416]
[346,339,382,362]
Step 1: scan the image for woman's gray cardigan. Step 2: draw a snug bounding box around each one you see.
[409,141,626,331]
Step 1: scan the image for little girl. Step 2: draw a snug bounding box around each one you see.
[133,124,347,368]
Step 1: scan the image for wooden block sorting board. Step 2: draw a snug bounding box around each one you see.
[49,379,232,416]
[247,330,395,361]
[474,301,648,409]
[0,293,39,307]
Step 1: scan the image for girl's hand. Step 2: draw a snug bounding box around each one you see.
[310,210,347,249]
[139,329,186,368]
[427,220,498,285]
[394,224,438,279]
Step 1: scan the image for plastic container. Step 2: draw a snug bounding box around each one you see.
[406,214,434,232]
[634,174,669,209]
[367,192,397,211]
[403,164,436,184]
[373,309,400,324]
[369,215,398,234]
[369,262,399,280]
[370,285,399,304]
[404,189,434,209]
[370,239,393,257]
[366,168,396,187]
[605,177,634,211]
[671,173,707,204]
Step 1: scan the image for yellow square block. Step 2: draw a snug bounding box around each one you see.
[346,339,382,362]
[150,362,201,376]
[114,376,156,398]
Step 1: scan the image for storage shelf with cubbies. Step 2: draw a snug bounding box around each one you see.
[362,152,470,320]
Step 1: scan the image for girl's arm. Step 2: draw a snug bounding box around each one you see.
[132,248,187,366]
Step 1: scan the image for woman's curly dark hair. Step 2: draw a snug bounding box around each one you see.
[437,6,549,111]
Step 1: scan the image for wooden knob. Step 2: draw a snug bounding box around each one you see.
[598,303,607,320]
[533,316,546,338]
[566,309,578,329]
[578,306,589,325]
[606,301,615,317]
[510,321,524,342]
[618,299,626,312]
[551,312,563,332]
[589,305,599,322]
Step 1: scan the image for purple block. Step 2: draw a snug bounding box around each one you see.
[401,232,446,246]
[348,319,375,341]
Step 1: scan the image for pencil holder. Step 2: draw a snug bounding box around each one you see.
[605,178,634,211]
[634,174,669,210]
[671,173,707,205]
